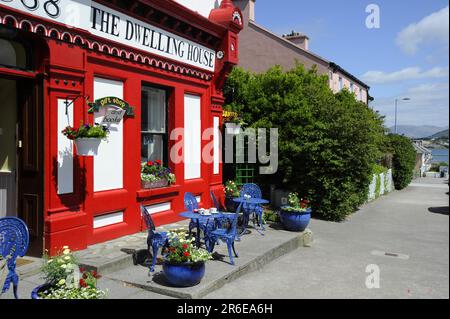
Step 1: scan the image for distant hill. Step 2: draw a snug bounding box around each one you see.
[389,125,449,139]
[426,129,449,140]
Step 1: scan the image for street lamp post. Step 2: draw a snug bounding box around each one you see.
[394,98,411,134]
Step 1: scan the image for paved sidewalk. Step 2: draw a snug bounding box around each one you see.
[204,177,449,299]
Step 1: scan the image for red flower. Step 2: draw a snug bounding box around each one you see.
[182,244,189,249]
[79,267,85,273]
[183,251,190,257]
[155,160,162,165]
[147,161,154,166]
[79,279,87,288]
[91,270,98,278]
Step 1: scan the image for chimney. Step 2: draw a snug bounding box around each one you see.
[233,0,256,22]
[282,31,310,51]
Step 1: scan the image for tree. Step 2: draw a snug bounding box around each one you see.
[223,64,387,221]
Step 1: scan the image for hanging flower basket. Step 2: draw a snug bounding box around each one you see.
[62,123,109,157]
[74,138,102,156]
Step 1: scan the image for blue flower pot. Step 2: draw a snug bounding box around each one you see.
[279,208,312,232]
[31,283,54,300]
[162,261,206,287]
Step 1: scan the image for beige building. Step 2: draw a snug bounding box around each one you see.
[233,0,371,104]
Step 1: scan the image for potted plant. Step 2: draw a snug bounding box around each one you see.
[223,111,246,135]
[224,180,240,212]
[162,231,212,287]
[141,160,176,189]
[31,246,107,299]
[62,123,109,156]
[279,193,312,232]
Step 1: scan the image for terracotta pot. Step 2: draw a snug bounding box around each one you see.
[141,178,169,189]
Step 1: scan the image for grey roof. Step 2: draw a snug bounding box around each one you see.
[413,143,432,155]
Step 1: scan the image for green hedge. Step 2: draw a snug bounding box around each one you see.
[224,65,387,221]
[387,134,416,190]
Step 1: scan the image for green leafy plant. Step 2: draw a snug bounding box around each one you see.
[224,180,240,197]
[141,160,176,185]
[165,231,213,264]
[282,192,310,212]
[40,247,106,299]
[223,65,387,221]
[386,134,416,190]
[62,123,109,140]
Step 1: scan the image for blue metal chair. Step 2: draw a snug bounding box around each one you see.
[240,183,265,231]
[140,205,168,274]
[184,193,215,239]
[205,204,242,265]
[0,217,29,299]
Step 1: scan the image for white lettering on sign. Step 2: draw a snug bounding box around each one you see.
[0,0,216,71]
[101,108,125,125]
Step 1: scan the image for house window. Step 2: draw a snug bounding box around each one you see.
[141,86,168,165]
[350,82,354,93]
[339,77,343,91]
[0,38,28,69]
[359,89,363,101]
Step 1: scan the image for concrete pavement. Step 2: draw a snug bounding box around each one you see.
[204,177,449,299]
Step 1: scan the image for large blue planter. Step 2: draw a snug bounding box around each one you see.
[225,196,239,212]
[31,283,54,299]
[162,261,206,287]
[279,207,312,232]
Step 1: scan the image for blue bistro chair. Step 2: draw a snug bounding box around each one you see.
[240,183,265,230]
[205,203,242,266]
[140,205,168,274]
[184,193,215,239]
[0,217,29,299]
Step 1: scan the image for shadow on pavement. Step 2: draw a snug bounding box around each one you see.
[428,207,449,216]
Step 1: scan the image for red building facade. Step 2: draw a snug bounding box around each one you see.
[0,0,242,255]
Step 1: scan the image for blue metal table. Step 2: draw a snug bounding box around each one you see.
[233,197,269,236]
[179,211,225,248]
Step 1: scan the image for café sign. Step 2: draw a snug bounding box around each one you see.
[0,0,216,71]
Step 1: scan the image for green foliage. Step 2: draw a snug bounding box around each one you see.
[141,160,176,184]
[224,65,387,221]
[263,209,280,223]
[224,180,240,197]
[62,123,109,140]
[166,231,213,264]
[429,162,449,172]
[386,134,416,190]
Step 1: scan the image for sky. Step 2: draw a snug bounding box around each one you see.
[253,0,449,128]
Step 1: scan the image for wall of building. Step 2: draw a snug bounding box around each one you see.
[238,22,329,74]
[329,72,368,103]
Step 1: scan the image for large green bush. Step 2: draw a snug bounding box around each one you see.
[223,65,387,221]
[386,134,416,190]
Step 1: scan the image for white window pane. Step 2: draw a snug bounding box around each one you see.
[141,134,164,163]
[142,87,166,133]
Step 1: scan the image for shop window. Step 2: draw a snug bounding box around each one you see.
[141,86,168,164]
[0,38,28,69]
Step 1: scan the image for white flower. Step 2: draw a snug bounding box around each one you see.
[61,264,67,269]
[64,256,71,260]
[63,246,69,250]
[63,249,71,255]
[47,259,53,264]
[58,279,66,285]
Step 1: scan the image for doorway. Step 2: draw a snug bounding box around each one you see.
[0,35,45,257]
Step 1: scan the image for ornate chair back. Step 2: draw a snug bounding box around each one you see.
[210,191,222,210]
[141,205,156,242]
[184,192,199,212]
[240,183,262,199]
[1,217,29,297]
[0,217,29,265]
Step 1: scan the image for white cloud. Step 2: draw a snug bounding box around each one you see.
[371,82,449,127]
[361,66,449,84]
[396,6,449,55]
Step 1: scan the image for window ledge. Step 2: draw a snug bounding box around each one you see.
[137,184,181,200]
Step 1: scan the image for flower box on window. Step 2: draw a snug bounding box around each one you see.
[141,160,176,190]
